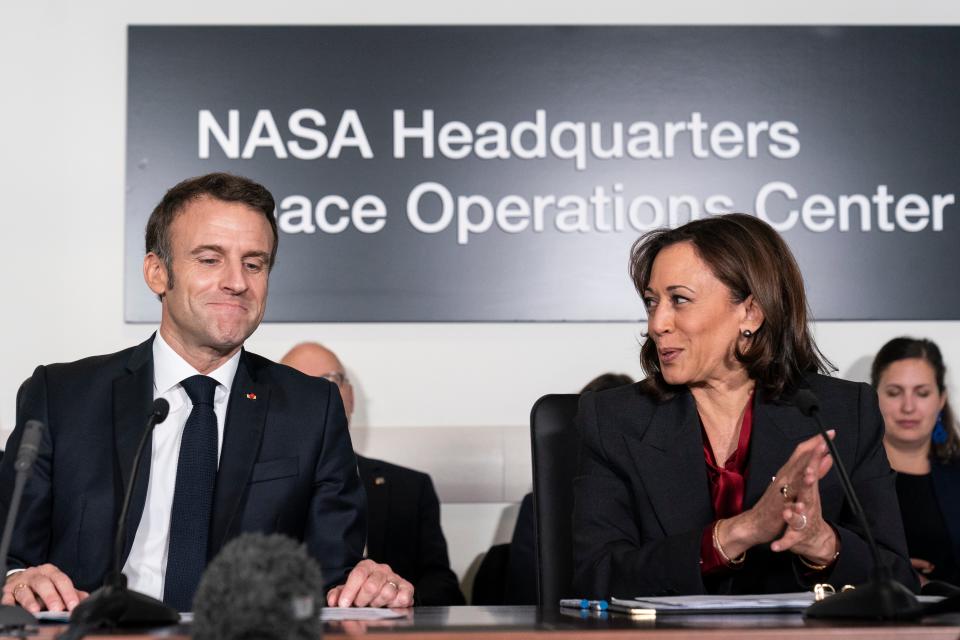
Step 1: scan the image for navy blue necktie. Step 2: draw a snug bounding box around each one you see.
[163,375,219,611]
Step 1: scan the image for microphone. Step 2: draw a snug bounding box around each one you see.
[192,533,324,640]
[110,398,170,589]
[68,398,180,630]
[793,388,921,620]
[0,420,45,628]
[12,420,43,474]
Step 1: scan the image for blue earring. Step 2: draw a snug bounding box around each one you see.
[932,411,948,445]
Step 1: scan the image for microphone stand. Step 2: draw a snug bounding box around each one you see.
[794,390,922,620]
[0,420,45,628]
[67,400,179,630]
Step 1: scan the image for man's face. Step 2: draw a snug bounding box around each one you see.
[145,196,273,359]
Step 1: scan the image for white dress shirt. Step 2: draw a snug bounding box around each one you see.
[121,332,240,600]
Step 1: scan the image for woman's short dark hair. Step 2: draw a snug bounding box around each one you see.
[871,337,960,463]
[629,213,833,401]
[144,172,278,291]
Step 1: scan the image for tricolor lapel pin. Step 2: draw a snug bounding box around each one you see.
[245,392,257,400]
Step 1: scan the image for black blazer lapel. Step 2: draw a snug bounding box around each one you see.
[931,462,960,566]
[113,337,155,563]
[744,398,820,507]
[623,392,713,535]
[209,351,269,558]
[357,456,388,561]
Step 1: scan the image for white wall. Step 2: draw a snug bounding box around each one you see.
[3,0,960,596]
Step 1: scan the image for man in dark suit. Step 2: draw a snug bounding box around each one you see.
[281,342,465,605]
[0,173,414,614]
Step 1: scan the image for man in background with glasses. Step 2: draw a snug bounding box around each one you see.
[281,342,465,606]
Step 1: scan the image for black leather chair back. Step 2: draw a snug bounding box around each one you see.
[530,393,580,609]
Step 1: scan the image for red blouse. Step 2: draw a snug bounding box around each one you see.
[699,398,754,575]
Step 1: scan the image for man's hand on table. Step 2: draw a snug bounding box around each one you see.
[327,559,414,608]
[2,564,89,613]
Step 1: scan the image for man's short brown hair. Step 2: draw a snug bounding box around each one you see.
[145,173,278,291]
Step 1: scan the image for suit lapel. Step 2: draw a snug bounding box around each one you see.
[209,351,269,557]
[623,392,713,535]
[931,462,960,565]
[358,456,388,560]
[113,337,155,562]
[744,396,819,507]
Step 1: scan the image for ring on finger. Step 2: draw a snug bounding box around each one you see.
[793,513,808,531]
[12,583,29,599]
[386,580,399,591]
[780,484,791,500]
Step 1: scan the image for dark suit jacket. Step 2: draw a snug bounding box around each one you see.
[572,373,917,598]
[357,456,465,605]
[931,460,960,571]
[0,337,366,593]
[505,492,537,605]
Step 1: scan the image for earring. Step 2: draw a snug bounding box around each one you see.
[933,411,948,445]
[741,329,753,338]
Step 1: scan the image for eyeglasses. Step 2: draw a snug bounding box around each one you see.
[321,371,349,387]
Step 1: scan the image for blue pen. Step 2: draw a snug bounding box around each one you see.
[559,599,609,610]
[559,598,589,609]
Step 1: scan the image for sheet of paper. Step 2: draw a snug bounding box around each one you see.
[36,611,71,622]
[611,592,816,613]
[321,607,407,621]
[614,592,943,614]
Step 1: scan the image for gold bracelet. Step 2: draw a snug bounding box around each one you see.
[798,550,840,571]
[713,520,746,566]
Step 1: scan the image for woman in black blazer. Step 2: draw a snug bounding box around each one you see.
[573,214,915,598]
[873,337,960,586]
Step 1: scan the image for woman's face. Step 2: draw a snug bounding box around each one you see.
[643,242,756,388]
[877,357,946,449]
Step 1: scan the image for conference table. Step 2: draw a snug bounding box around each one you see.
[5,606,960,639]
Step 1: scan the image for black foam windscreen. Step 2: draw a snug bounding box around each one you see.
[192,533,325,640]
[14,419,44,472]
[791,388,820,417]
[152,398,170,423]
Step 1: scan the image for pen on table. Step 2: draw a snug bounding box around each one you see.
[559,599,609,610]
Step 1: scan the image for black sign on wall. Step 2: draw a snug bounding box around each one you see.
[126,27,960,322]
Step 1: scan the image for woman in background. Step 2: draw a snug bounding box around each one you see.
[873,337,960,586]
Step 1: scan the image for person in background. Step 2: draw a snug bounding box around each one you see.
[581,373,633,395]
[281,342,465,606]
[872,337,960,586]
[505,372,634,605]
[573,213,915,597]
